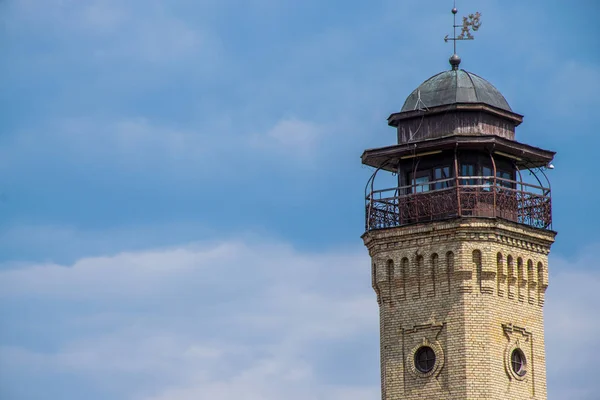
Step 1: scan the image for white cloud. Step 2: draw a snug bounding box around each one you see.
[78,1,128,34]
[545,246,600,400]
[88,11,213,65]
[248,117,326,164]
[265,118,321,150]
[1,238,599,399]
[9,0,216,64]
[0,115,329,179]
[0,238,377,399]
[56,117,227,171]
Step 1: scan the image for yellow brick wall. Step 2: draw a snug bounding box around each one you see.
[363,218,555,400]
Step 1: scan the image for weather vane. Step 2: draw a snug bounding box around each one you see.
[444,1,482,69]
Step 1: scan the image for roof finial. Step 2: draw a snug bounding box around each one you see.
[444,1,482,70]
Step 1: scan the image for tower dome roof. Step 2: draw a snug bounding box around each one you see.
[401,69,512,113]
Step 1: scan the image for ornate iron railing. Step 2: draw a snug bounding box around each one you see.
[366,176,551,231]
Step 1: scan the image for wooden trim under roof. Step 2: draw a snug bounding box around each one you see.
[361,135,555,171]
[388,103,524,127]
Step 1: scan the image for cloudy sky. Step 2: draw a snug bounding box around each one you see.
[0,0,599,399]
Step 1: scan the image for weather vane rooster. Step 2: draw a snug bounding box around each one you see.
[443,2,482,69]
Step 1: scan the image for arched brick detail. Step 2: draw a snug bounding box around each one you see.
[387,259,394,281]
[527,259,536,304]
[386,259,394,302]
[473,249,483,293]
[431,253,440,297]
[517,257,525,302]
[497,252,505,297]
[400,257,409,300]
[372,261,381,304]
[507,255,515,300]
[444,251,454,295]
[425,253,437,298]
[413,255,424,299]
[537,261,547,305]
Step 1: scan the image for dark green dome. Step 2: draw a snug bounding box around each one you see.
[401,69,512,113]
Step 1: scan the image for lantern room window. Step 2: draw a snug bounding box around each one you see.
[482,166,493,190]
[411,175,430,193]
[461,164,476,185]
[497,170,512,188]
[434,166,451,189]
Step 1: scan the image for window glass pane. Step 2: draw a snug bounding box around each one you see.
[461,164,476,185]
[412,176,430,193]
[433,166,450,190]
[461,164,474,176]
[496,170,512,188]
[482,167,492,190]
[414,346,436,373]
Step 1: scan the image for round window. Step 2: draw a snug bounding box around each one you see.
[510,348,526,376]
[414,346,436,373]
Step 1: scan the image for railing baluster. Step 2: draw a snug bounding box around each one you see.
[365,176,551,231]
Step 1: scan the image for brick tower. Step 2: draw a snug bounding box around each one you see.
[361,46,556,398]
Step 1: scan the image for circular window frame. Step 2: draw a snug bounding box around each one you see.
[511,348,526,376]
[505,344,528,381]
[408,339,444,378]
[414,346,436,373]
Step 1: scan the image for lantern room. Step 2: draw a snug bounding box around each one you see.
[362,66,554,231]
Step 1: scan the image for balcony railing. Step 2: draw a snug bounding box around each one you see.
[366,176,552,231]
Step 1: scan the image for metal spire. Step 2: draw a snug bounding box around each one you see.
[444,1,482,70]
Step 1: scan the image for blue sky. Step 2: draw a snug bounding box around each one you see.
[0,0,599,399]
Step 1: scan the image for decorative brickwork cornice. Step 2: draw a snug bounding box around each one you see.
[363,218,555,257]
